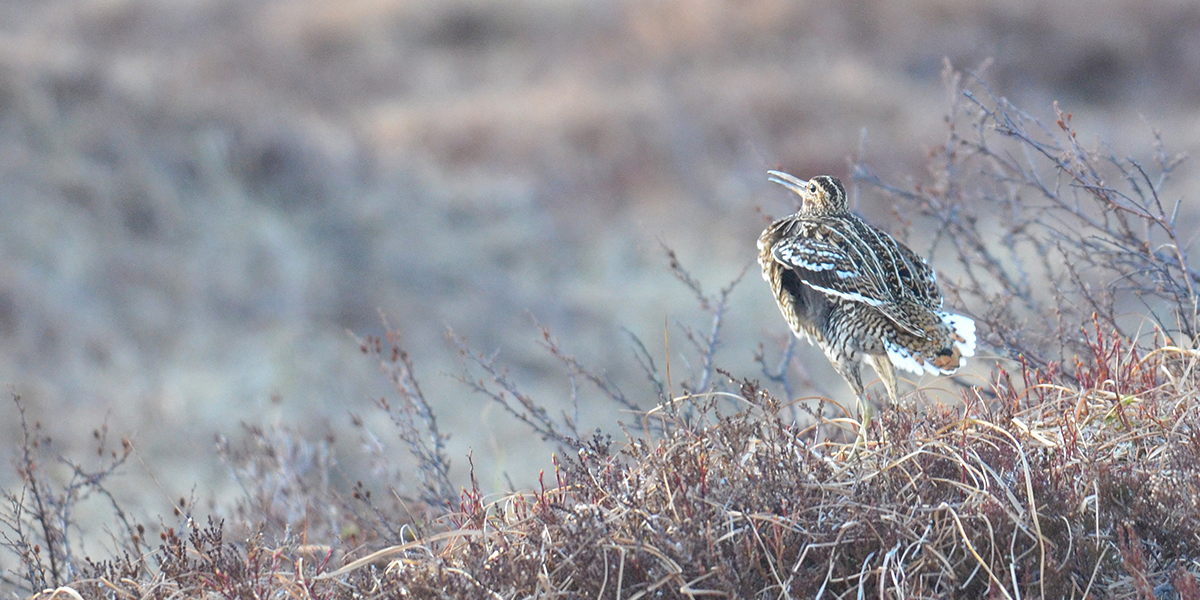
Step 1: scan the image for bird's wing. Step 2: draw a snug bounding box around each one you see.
[771,220,928,337]
[891,242,942,307]
[852,222,943,308]
[770,221,893,308]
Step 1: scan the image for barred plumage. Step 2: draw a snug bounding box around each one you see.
[758,171,975,404]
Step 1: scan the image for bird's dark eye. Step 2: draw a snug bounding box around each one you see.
[809,184,817,193]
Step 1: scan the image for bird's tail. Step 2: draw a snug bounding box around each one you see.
[883,310,976,376]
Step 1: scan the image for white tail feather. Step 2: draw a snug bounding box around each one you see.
[884,312,976,377]
[940,312,976,358]
[885,341,942,376]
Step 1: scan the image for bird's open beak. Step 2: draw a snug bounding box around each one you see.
[767,170,809,195]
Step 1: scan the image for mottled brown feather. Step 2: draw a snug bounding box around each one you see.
[758,172,976,403]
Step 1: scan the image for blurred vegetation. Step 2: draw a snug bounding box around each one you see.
[2,0,1200,597]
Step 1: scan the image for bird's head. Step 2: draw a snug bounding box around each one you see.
[767,171,848,216]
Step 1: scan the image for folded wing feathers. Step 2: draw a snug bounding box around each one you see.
[775,241,845,272]
[801,282,886,307]
[772,233,890,309]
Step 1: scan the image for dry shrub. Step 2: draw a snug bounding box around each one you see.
[36,334,1199,598]
[855,62,1199,377]
[308,329,1200,598]
[0,395,140,594]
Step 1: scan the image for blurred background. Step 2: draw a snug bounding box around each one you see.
[2,0,1200,526]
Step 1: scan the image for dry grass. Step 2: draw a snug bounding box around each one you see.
[33,328,1200,599]
[340,332,1200,599]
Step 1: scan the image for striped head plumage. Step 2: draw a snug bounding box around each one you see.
[767,171,849,216]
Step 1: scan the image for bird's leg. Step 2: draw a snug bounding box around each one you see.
[831,354,865,408]
[864,354,896,448]
[832,355,872,450]
[865,354,899,407]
